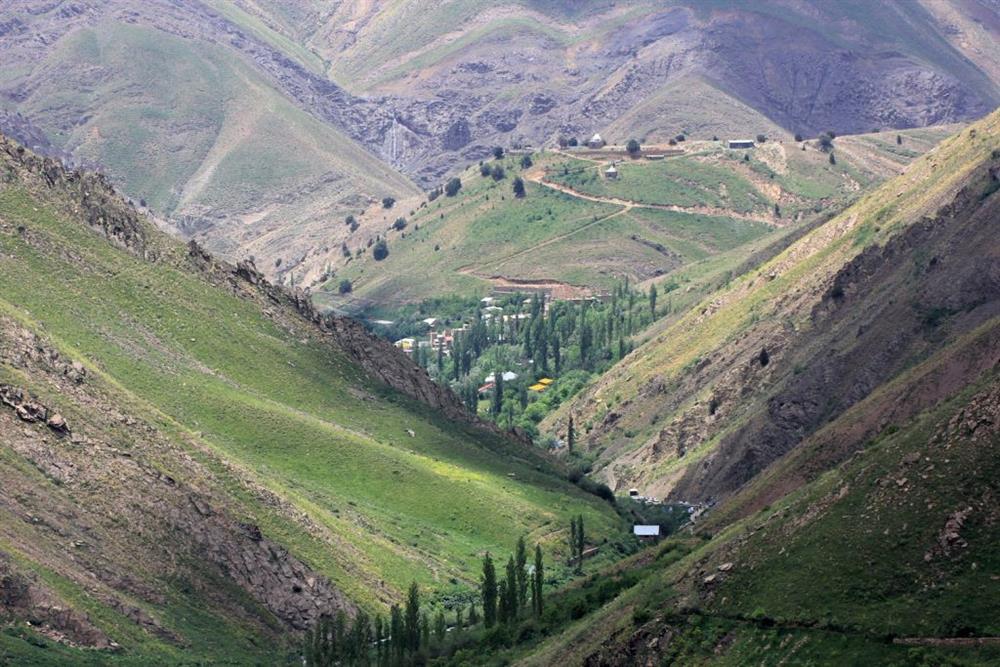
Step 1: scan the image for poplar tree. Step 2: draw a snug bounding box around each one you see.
[515,536,528,611]
[404,582,420,654]
[505,556,519,621]
[567,416,575,453]
[482,554,498,628]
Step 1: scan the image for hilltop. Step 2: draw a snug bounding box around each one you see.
[1,1,998,280]
[0,135,623,663]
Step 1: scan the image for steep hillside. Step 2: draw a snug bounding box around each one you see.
[2,1,998,285]
[323,126,953,308]
[0,136,622,663]
[511,101,1000,667]
[0,0,419,283]
[543,110,1000,503]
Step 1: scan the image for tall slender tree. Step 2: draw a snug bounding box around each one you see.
[404,582,421,655]
[533,544,545,618]
[505,556,519,621]
[567,416,575,453]
[390,604,404,666]
[515,536,528,612]
[481,554,498,628]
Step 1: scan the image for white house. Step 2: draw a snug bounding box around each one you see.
[588,133,606,149]
[633,525,661,541]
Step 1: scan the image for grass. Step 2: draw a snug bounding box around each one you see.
[547,155,768,213]
[0,170,623,660]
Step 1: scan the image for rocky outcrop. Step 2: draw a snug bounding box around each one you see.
[0,554,112,649]
[0,134,153,260]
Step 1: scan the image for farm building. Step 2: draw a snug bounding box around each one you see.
[604,164,619,179]
[633,525,661,542]
[727,139,755,149]
[588,133,606,149]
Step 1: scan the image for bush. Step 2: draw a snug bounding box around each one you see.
[382,196,395,209]
[392,217,407,231]
[675,134,685,142]
[756,133,767,143]
[445,177,462,197]
[480,163,492,177]
[344,214,356,227]
[520,155,533,169]
[338,279,352,294]
[794,133,803,142]
[491,165,506,181]
[373,239,389,261]
[492,146,505,159]
[626,139,641,155]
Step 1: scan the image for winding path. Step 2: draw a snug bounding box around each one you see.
[525,170,777,225]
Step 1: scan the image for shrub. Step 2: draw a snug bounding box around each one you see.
[445,177,462,197]
[675,134,685,142]
[520,154,533,169]
[382,196,395,209]
[392,217,407,231]
[492,146,505,159]
[626,139,641,155]
[338,279,352,294]
[480,163,492,177]
[794,133,803,142]
[372,239,389,261]
[491,165,506,181]
[344,214,356,227]
[818,132,834,151]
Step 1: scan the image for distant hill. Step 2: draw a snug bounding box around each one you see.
[322,126,955,309]
[1,0,998,281]
[0,135,620,662]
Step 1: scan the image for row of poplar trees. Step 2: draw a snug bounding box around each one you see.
[480,536,545,629]
[303,537,547,666]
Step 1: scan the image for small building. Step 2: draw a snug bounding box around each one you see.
[588,133,606,149]
[480,297,496,306]
[484,371,518,383]
[647,154,665,160]
[628,488,640,498]
[394,337,416,352]
[422,317,438,328]
[528,382,547,392]
[727,139,755,150]
[477,381,495,397]
[604,164,619,180]
[633,525,661,542]
[537,378,554,386]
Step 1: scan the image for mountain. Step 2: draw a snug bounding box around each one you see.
[516,100,1000,667]
[0,135,621,663]
[1,0,999,282]
[542,109,1000,507]
[323,125,955,308]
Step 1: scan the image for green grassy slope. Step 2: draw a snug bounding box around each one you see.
[326,127,951,309]
[0,139,620,662]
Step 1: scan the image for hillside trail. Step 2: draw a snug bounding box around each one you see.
[524,169,776,225]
